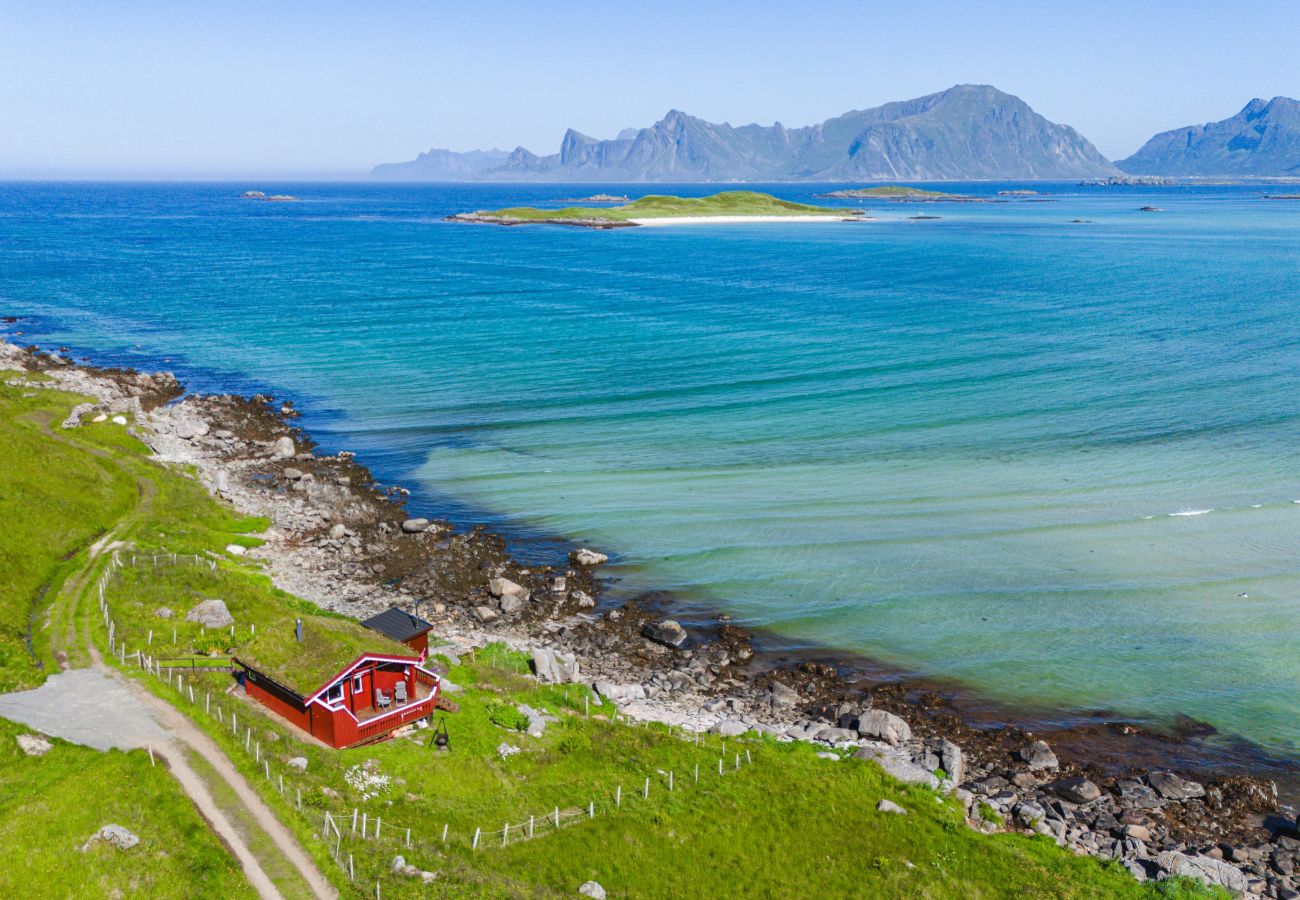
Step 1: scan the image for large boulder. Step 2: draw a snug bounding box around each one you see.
[1147,772,1205,801]
[592,681,646,704]
[186,598,234,629]
[1048,776,1101,804]
[573,548,608,567]
[489,577,529,602]
[857,710,912,745]
[1155,852,1248,893]
[80,824,140,852]
[939,739,965,785]
[499,594,526,616]
[854,744,939,788]
[16,733,52,756]
[1117,779,1164,809]
[769,680,801,709]
[711,719,750,738]
[531,648,579,684]
[1018,739,1059,770]
[642,620,688,649]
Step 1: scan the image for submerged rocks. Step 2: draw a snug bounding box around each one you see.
[1018,739,1059,770]
[857,709,912,745]
[642,620,688,649]
[185,598,234,629]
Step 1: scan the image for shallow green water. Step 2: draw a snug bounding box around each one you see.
[3,180,1297,758]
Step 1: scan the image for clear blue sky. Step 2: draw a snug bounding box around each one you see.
[1,0,1297,178]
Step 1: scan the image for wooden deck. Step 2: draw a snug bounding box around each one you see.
[355,681,434,723]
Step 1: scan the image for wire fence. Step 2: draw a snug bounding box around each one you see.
[95,549,760,890]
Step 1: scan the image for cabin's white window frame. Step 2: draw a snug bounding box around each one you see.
[353,673,364,695]
[326,683,343,703]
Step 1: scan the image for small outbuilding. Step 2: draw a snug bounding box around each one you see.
[360,607,435,654]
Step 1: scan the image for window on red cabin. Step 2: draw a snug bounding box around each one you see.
[326,684,343,703]
[353,674,364,695]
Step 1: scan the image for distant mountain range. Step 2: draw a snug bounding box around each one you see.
[371,147,510,181]
[1117,97,1300,177]
[371,85,1119,182]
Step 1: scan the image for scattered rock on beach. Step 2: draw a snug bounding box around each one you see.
[80,824,140,852]
[1155,851,1248,893]
[642,620,687,649]
[1147,771,1205,801]
[857,709,912,745]
[489,577,529,602]
[1018,739,1058,770]
[1048,776,1100,804]
[473,606,499,624]
[854,744,938,788]
[532,647,579,684]
[401,518,430,534]
[273,435,296,458]
[573,548,608,567]
[186,598,234,629]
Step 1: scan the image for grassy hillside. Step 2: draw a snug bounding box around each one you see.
[1,371,1223,899]
[0,371,137,691]
[459,190,859,225]
[0,718,251,898]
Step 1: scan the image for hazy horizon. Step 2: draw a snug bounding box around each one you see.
[2,0,1297,180]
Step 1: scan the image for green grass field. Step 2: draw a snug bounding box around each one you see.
[1,370,1225,899]
[465,190,859,225]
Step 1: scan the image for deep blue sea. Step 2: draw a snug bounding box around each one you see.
[2,180,1298,760]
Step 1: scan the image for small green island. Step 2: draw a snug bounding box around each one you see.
[816,185,987,202]
[448,190,864,228]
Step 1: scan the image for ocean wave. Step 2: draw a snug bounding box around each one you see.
[1168,508,1213,517]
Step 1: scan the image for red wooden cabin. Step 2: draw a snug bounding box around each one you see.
[235,651,441,749]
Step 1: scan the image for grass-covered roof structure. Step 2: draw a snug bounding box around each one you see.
[235,614,416,698]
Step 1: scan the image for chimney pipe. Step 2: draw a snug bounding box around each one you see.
[295,618,302,643]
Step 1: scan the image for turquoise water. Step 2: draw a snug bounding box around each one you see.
[3,181,1298,758]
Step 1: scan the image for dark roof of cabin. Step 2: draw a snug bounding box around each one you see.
[361,606,435,643]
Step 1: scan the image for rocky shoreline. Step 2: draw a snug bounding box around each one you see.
[4,335,1299,897]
